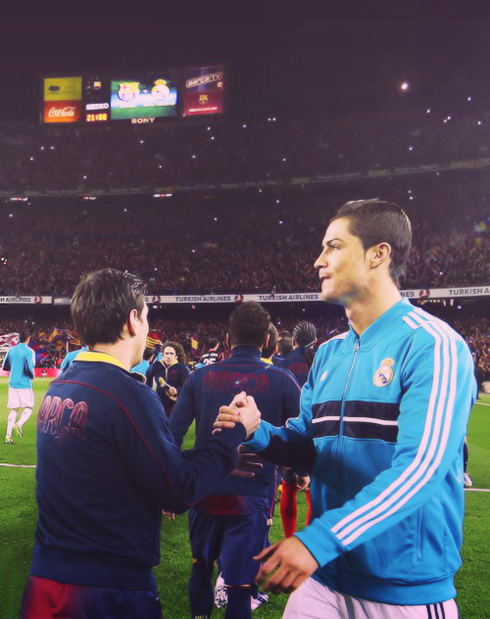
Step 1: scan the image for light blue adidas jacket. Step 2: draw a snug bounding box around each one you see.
[246,298,477,605]
[2,342,35,389]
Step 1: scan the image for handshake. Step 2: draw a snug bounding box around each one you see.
[213,391,261,440]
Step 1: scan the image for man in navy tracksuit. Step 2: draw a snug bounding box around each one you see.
[170,302,301,619]
[19,269,260,619]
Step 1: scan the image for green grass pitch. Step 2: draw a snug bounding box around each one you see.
[0,378,488,618]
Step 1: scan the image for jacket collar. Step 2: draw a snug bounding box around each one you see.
[76,351,128,372]
[345,297,412,351]
[231,345,262,360]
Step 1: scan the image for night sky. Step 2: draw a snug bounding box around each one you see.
[0,19,489,121]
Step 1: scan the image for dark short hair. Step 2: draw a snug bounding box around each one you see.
[71,269,146,348]
[19,330,30,343]
[143,347,154,361]
[163,341,186,364]
[228,302,271,348]
[261,323,279,359]
[331,199,412,281]
[207,338,220,349]
[277,331,293,357]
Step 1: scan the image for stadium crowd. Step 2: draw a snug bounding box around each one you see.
[0,180,488,296]
[1,313,488,383]
[1,107,490,193]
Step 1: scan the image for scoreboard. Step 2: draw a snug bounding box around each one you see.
[42,66,225,124]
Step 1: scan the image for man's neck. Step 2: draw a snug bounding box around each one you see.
[90,342,132,371]
[345,283,402,336]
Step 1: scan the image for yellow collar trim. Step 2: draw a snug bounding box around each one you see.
[76,351,128,372]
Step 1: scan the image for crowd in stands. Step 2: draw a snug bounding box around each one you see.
[1,107,490,194]
[1,312,489,383]
[0,178,488,297]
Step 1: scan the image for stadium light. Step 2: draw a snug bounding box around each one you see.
[207,126,211,131]
[400,82,409,91]
[478,120,482,125]
[140,140,144,144]
[9,213,13,217]
[192,249,196,253]
[427,109,431,114]
[83,175,87,179]
[214,217,218,221]
[123,208,127,212]
[467,96,472,101]
[242,124,247,128]
[30,157,34,161]
[279,220,284,224]
[282,158,287,162]
[40,146,44,151]
[192,155,196,159]
[272,117,277,121]
[276,199,280,204]
[408,146,413,151]
[447,116,451,120]
[211,136,215,141]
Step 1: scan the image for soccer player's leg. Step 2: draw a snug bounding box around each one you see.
[188,510,222,619]
[5,387,20,443]
[16,389,35,437]
[221,511,269,619]
[280,469,299,537]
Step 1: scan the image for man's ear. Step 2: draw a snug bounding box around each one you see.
[225,333,230,349]
[262,334,270,351]
[127,308,139,337]
[370,242,392,270]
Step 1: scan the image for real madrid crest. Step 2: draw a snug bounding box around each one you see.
[373,358,395,387]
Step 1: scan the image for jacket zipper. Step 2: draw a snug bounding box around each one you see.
[333,336,360,586]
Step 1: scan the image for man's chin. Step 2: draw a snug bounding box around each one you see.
[320,289,342,305]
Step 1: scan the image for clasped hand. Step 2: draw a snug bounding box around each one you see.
[213,391,261,439]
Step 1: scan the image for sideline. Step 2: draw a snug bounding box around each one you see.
[0,462,36,469]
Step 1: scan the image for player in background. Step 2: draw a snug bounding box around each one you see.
[272,330,293,365]
[131,347,155,384]
[216,200,477,619]
[261,323,279,364]
[200,338,223,366]
[147,341,190,416]
[20,268,260,619]
[276,321,317,538]
[2,330,35,444]
[59,346,87,372]
[170,302,301,619]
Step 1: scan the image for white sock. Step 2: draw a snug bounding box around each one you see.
[6,411,17,438]
[17,408,33,429]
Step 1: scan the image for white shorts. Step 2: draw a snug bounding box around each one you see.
[7,387,35,410]
[283,577,459,619]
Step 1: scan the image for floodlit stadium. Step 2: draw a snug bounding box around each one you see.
[0,19,489,619]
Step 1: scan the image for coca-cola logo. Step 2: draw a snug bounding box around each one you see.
[48,106,76,118]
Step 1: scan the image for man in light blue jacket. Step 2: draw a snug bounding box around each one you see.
[217,199,476,619]
[2,330,36,443]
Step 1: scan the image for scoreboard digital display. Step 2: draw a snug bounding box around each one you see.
[42,66,224,124]
[110,75,178,121]
[183,66,225,116]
